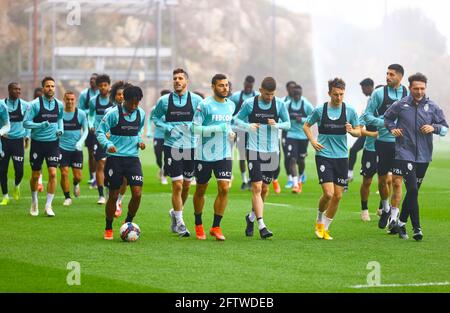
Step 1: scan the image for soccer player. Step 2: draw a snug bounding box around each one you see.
[0,101,10,163]
[364,64,409,232]
[347,78,374,182]
[147,89,171,185]
[24,76,64,217]
[151,68,203,237]
[228,75,258,191]
[78,73,99,187]
[192,74,235,241]
[235,77,291,239]
[32,87,45,192]
[108,81,132,217]
[89,74,113,204]
[285,84,314,194]
[97,85,146,240]
[0,83,29,205]
[384,73,448,240]
[303,78,361,240]
[59,91,88,206]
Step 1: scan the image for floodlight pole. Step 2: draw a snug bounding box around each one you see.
[155,0,162,95]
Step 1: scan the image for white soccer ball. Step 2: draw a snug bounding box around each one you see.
[119,222,141,242]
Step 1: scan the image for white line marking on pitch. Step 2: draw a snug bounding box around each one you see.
[264,202,291,207]
[350,281,450,289]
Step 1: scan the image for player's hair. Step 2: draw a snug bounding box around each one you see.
[33,87,42,98]
[244,75,255,83]
[110,81,132,103]
[211,73,228,85]
[388,64,405,76]
[261,77,277,92]
[160,89,171,96]
[7,82,19,89]
[285,80,296,89]
[124,85,143,102]
[90,73,98,78]
[95,74,111,86]
[193,91,205,99]
[328,78,346,92]
[173,68,189,79]
[359,78,374,87]
[64,90,75,97]
[41,76,55,87]
[408,72,428,86]
[292,85,302,91]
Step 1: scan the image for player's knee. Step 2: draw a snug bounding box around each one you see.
[132,189,142,199]
[217,184,229,196]
[252,183,262,194]
[332,191,343,201]
[323,190,334,200]
[172,181,183,193]
[48,171,57,180]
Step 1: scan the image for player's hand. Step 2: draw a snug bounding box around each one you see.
[107,145,117,153]
[391,128,403,137]
[56,131,63,137]
[311,140,324,152]
[89,127,95,134]
[250,123,260,131]
[24,137,29,149]
[345,122,353,133]
[138,142,146,150]
[267,119,277,126]
[420,125,434,134]
[106,133,111,139]
[75,142,83,151]
[228,131,236,141]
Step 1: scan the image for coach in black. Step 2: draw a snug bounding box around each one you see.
[384,73,448,241]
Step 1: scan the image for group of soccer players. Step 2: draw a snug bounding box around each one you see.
[0,63,447,242]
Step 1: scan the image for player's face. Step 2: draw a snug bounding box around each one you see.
[90,76,97,89]
[124,98,139,113]
[386,69,402,87]
[243,82,254,94]
[173,73,188,94]
[409,81,426,102]
[328,87,345,106]
[64,94,76,111]
[361,85,373,97]
[43,80,55,98]
[9,84,21,99]
[213,79,229,99]
[287,83,296,97]
[97,82,110,96]
[259,88,275,103]
[292,88,302,101]
[115,89,124,104]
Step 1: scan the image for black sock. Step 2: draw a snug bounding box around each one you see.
[361,200,368,211]
[195,213,202,226]
[125,213,134,223]
[98,186,104,197]
[105,218,113,230]
[64,192,71,199]
[213,214,222,228]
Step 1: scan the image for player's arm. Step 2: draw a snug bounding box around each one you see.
[233,100,258,132]
[146,110,154,138]
[151,98,174,134]
[364,91,385,127]
[361,127,378,138]
[77,91,86,111]
[88,98,96,130]
[384,101,403,137]
[56,102,64,137]
[0,104,10,137]
[429,105,449,136]
[303,108,324,151]
[76,111,89,151]
[96,110,116,152]
[23,101,49,129]
[269,100,291,130]
[137,109,146,149]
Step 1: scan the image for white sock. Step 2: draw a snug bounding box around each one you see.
[398,221,406,227]
[390,207,399,220]
[32,191,38,204]
[38,174,43,184]
[288,175,293,182]
[382,199,390,212]
[3,194,9,199]
[241,172,248,184]
[317,209,324,223]
[249,210,256,222]
[324,215,333,230]
[293,176,299,185]
[117,193,124,203]
[348,170,353,178]
[257,218,266,230]
[174,210,183,223]
[45,193,54,208]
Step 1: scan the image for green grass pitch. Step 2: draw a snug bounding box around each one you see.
[1,140,449,293]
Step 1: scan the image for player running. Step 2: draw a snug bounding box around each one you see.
[97,85,146,241]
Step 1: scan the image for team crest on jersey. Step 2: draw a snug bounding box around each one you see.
[288,145,292,151]
[108,169,114,177]
[320,165,325,172]
[33,153,38,159]
[424,104,429,112]
[366,162,371,169]
[407,163,413,171]
[167,158,172,166]
[248,162,253,170]
[197,163,203,172]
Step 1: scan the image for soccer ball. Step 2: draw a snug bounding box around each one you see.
[119,222,141,242]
